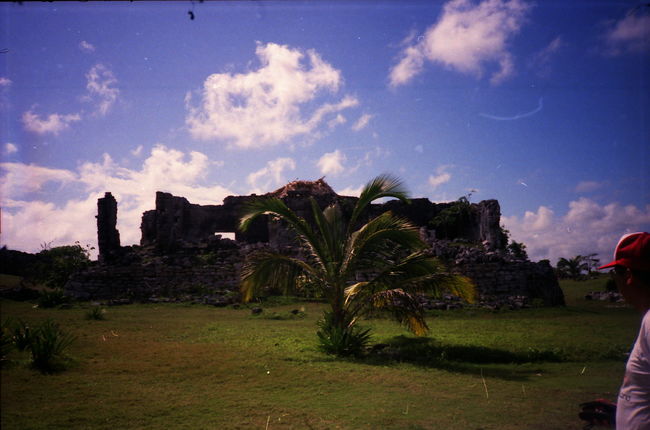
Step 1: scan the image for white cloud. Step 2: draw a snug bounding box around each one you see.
[185,42,358,148]
[4,143,17,155]
[502,197,650,264]
[328,113,347,128]
[352,113,373,131]
[317,150,346,176]
[603,12,650,56]
[247,157,296,194]
[20,64,117,134]
[575,180,603,193]
[528,36,563,77]
[362,146,391,166]
[22,110,81,135]
[79,40,96,53]
[389,0,530,87]
[336,185,364,197]
[0,146,233,257]
[414,144,424,153]
[428,166,452,189]
[0,77,12,87]
[0,162,77,198]
[131,145,144,157]
[85,63,119,116]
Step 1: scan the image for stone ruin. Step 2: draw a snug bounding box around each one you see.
[65,179,564,308]
[96,192,121,262]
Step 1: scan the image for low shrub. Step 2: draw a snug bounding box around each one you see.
[10,319,33,351]
[1,319,14,366]
[38,289,70,308]
[29,319,76,373]
[255,309,306,320]
[316,311,372,357]
[85,307,106,320]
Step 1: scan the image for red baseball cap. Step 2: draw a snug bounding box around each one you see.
[598,232,650,271]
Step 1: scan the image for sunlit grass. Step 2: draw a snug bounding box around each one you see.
[0,277,639,429]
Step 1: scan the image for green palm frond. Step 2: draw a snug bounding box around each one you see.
[239,198,328,270]
[348,174,411,231]
[362,252,476,303]
[309,198,345,268]
[369,288,429,336]
[240,251,316,302]
[342,212,424,276]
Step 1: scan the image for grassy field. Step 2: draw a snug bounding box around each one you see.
[0,276,642,429]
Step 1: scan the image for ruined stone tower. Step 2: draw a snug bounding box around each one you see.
[96,192,121,262]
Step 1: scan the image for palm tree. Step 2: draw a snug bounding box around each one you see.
[239,175,475,355]
[556,256,588,280]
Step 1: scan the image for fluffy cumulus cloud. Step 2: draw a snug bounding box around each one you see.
[317,150,346,176]
[0,77,12,87]
[22,110,81,135]
[85,63,119,116]
[502,198,650,264]
[428,166,452,189]
[603,12,650,56]
[390,0,530,87]
[186,42,358,148]
[0,146,233,257]
[246,157,296,194]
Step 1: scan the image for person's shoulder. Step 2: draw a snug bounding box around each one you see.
[642,310,650,335]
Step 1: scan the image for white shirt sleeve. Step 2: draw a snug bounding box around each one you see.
[616,311,650,429]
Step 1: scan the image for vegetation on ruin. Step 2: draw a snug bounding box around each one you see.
[239,175,475,355]
[0,275,640,429]
[428,195,476,240]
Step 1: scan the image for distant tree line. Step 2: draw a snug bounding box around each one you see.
[555,254,601,280]
[0,242,91,289]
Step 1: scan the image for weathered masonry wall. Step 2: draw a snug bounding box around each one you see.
[67,179,563,306]
[65,242,249,302]
[137,181,505,253]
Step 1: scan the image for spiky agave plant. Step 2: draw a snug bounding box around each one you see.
[239,175,475,355]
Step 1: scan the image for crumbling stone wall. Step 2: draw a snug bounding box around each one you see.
[139,181,505,253]
[426,237,564,306]
[66,180,562,306]
[66,239,247,302]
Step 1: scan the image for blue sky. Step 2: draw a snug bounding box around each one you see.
[1,0,648,264]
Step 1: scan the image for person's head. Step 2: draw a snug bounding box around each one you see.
[599,232,650,311]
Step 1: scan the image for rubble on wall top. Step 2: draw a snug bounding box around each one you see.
[268,177,337,198]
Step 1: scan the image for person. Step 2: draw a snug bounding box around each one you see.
[599,232,650,429]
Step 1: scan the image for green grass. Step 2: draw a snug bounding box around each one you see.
[0,275,640,429]
[0,274,22,289]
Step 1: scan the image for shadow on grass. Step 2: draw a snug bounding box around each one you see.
[361,336,566,381]
[284,335,567,381]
